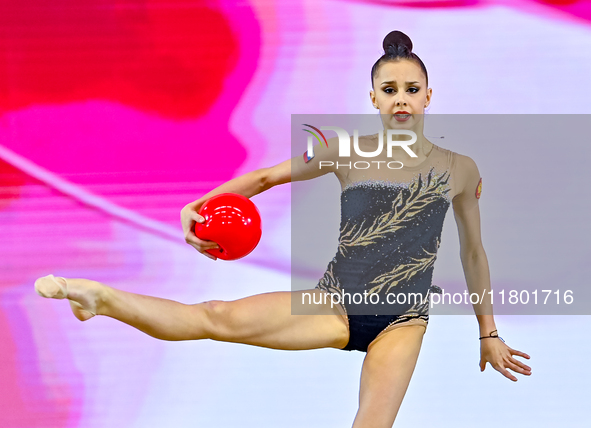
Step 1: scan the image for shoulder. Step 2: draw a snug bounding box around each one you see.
[428,145,478,177]
[455,153,479,176]
[451,152,481,203]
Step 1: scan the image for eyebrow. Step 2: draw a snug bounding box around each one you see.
[381,81,420,85]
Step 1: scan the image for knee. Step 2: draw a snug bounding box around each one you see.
[201,300,233,340]
[332,316,350,349]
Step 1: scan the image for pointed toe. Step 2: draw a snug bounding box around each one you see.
[34,274,68,299]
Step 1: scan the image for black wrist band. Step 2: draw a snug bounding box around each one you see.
[479,329,505,343]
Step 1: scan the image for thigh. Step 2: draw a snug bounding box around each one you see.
[352,324,426,428]
[205,289,349,351]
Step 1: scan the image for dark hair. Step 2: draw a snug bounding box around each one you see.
[371,30,428,88]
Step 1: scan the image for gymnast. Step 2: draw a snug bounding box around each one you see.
[35,30,532,428]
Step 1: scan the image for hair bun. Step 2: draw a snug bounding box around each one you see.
[382,30,413,56]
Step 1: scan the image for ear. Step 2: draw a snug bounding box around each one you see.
[424,87,433,109]
[369,89,378,109]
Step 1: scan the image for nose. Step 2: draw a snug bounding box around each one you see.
[395,96,407,108]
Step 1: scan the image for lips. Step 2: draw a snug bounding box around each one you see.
[394,111,411,121]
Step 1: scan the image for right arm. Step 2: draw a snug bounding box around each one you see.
[182,137,339,259]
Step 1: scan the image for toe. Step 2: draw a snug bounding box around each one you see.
[34,274,68,299]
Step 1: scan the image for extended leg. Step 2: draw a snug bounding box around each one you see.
[351,324,426,428]
[34,275,349,350]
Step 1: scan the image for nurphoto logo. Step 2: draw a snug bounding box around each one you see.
[302,124,419,169]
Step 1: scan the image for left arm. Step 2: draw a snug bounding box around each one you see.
[452,154,531,381]
[452,154,494,335]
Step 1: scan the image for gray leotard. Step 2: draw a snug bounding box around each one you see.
[314,134,458,352]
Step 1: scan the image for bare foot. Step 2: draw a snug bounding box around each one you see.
[34,274,107,321]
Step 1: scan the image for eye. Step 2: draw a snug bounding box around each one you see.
[383,87,395,94]
[408,87,419,93]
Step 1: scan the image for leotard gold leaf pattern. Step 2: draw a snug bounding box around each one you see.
[338,169,450,257]
[317,261,342,296]
[367,237,440,295]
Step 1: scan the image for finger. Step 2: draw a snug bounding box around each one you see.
[184,240,201,252]
[494,363,518,382]
[479,359,486,372]
[200,250,217,261]
[184,238,219,256]
[191,244,217,260]
[197,242,221,252]
[505,360,531,376]
[509,348,531,359]
[185,235,220,249]
[508,357,532,373]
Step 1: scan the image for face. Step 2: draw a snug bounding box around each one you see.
[370,59,432,129]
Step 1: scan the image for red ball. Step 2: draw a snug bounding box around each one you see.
[194,193,262,261]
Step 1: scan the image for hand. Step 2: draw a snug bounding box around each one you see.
[479,338,531,381]
[180,201,220,261]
